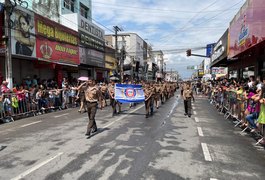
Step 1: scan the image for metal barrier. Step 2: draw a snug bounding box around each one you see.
[209,87,265,146]
[0,89,78,123]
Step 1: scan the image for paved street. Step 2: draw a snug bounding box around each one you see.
[1,93,265,180]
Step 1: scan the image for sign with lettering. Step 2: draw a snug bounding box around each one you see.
[228,0,265,58]
[35,14,79,65]
[78,15,105,52]
[79,15,104,41]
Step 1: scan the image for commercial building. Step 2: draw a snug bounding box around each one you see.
[152,50,164,81]
[0,5,80,87]
[105,33,148,81]
[224,0,265,79]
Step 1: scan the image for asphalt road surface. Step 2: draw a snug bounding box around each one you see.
[1,93,265,180]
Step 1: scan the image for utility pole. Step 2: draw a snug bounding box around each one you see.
[113,26,122,82]
[4,0,13,89]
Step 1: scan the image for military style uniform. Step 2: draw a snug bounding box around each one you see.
[144,84,153,118]
[183,85,194,117]
[108,83,121,116]
[161,83,167,103]
[154,83,161,109]
[100,84,108,107]
[85,85,101,136]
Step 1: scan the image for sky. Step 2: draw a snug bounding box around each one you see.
[92,0,246,79]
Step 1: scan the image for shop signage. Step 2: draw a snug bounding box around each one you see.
[79,15,104,41]
[228,0,265,58]
[78,15,105,52]
[79,47,104,67]
[211,29,228,63]
[10,6,36,57]
[198,69,204,77]
[35,14,79,65]
[79,31,104,52]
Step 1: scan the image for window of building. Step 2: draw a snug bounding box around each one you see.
[64,0,75,12]
[137,42,141,50]
[80,3,89,18]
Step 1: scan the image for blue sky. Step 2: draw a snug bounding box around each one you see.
[92,0,246,79]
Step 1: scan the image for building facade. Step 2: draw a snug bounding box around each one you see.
[105,33,148,81]
[152,51,164,81]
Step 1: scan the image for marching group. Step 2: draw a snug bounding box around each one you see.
[75,79,178,137]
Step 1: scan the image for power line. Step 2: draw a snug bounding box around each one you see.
[159,0,244,46]
[92,1,240,13]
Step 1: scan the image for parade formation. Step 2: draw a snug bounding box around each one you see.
[76,79,179,137]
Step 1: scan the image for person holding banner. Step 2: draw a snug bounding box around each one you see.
[108,80,121,117]
[78,78,102,137]
[144,82,153,118]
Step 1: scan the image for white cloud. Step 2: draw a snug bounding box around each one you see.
[92,0,246,78]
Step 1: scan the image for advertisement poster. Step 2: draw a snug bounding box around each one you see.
[35,14,79,65]
[115,84,145,103]
[10,6,36,57]
[228,0,265,58]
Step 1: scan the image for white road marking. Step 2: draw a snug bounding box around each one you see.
[20,121,42,128]
[197,127,204,137]
[11,152,64,180]
[193,107,196,110]
[194,117,199,123]
[201,143,212,162]
[210,178,218,180]
[193,111,197,115]
[103,104,144,129]
[54,113,69,118]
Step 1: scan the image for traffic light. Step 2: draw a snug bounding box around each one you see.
[186,49,191,57]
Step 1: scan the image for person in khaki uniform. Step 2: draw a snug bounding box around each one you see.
[161,82,167,104]
[78,78,102,137]
[154,83,161,109]
[183,82,195,118]
[144,82,153,118]
[150,82,156,112]
[108,80,121,117]
[100,82,108,107]
[165,82,171,100]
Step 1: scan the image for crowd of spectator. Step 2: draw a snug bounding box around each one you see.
[197,75,265,145]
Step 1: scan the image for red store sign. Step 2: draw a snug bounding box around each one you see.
[35,14,79,65]
[228,0,265,59]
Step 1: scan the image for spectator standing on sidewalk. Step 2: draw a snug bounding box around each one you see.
[183,82,195,118]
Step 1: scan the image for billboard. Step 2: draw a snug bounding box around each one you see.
[10,6,36,57]
[35,14,79,65]
[228,0,265,58]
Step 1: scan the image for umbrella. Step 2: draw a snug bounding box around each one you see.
[78,76,89,81]
[110,76,119,81]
